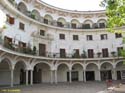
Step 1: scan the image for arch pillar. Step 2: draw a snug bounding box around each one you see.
[97,67,101,81]
[83,68,86,82]
[50,67,55,84]
[97,62,101,81]
[69,67,72,83]
[10,67,14,87]
[10,61,15,87]
[112,63,117,80]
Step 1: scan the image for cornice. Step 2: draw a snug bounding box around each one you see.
[35,0,106,18]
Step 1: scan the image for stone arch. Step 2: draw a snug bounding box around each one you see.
[14,60,27,70]
[115,60,125,68]
[0,57,12,70]
[71,19,80,24]
[71,62,84,70]
[83,19,93,28]
[85,62,99,70]
[56,62,70,70]
[0,57,12,86]
[32,61,52,70]
[100,61,114,80]
[85,63,99,81]
[100,61,113,69]
[57,17,66,25]
[71,19,80,28]
[33,61,51,83]
[97,19,107,28]
[56,62,70,82]
[17,2,28,15]
[115,60,125,70]
[44,14,53,21]
[32,9,41,20]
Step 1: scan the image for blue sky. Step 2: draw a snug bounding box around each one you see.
[42,0,105,11]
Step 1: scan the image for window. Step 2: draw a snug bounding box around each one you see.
[71,23,76,28]
[19,22,25,30]
[40,30,45,36]
[115,33,122,38]
[73,35,79,40]
[59,34,65,40]
[82,24,90,29]
[7,15,15,24]
[44,19,48,24]
[87,35,93,40]
[101,34,108,40]
[57,22,63,27]
[99,23,105,28]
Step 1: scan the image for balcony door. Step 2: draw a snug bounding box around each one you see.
[88,49,94,58]
[60,49,66,58]
[102,48,109,57]
[39,43,46,56]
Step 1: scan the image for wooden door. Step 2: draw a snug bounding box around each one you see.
[88,49,94,58]
[39,44,46,56]
[102,48,109,57]
[60,49,66,58]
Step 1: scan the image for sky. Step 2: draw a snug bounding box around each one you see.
[41,0,105,11]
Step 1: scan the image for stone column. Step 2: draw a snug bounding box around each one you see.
[10,69,14,87]
[83,70,86,82]
[98,69,101,81]
[26,70,29,86]
[112,68,117,80]
[69,70,72,83]
[30,70,33,85]
[54,70,57,84]
[50,70,54,84]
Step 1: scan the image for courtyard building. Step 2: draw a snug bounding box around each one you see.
[0,0,125,87]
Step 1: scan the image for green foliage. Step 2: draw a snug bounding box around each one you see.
[101,0,125,33]
[101,0,125,63]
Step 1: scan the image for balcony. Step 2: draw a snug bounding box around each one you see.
[0,37,123,60]
[7,0,107,31]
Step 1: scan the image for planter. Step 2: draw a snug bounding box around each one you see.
[97,52,101,57]
[111,51,116,57]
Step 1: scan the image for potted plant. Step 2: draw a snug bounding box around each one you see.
[32,46,36,55]
[81,50,87,58]
[111,51,116,57]
[97,52,101,57]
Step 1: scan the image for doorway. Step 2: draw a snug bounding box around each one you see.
[67,71,79,82]
[86,71,95,81]
[39,44,46,56]
[117,71,121,80]
[101,70,112,81]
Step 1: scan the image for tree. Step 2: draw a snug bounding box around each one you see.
[101,0,125,33]
[101,0,125,63]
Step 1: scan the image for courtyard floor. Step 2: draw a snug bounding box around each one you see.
[0,81,124,93]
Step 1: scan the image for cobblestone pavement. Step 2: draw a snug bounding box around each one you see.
[0,81,124,93]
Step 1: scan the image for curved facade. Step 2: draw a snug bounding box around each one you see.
[0,0,125,87]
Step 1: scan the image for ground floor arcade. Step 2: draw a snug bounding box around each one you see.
[0,56,125,87]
